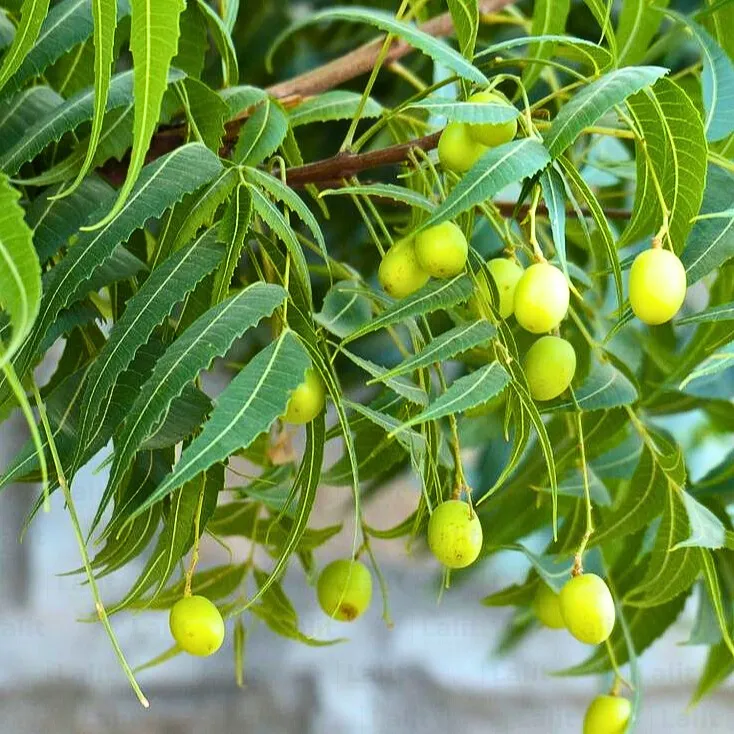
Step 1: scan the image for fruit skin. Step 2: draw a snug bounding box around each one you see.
[485,257,524,318]
[427,500,483,569]
[560,573,616,645]
[524,336,576,401]
[583,695,632,734]
[169,595,225,657]
[466,90,518,147]
[629,247,687,325]
[414,221,468,278]
[317,559,373,622]
[378,238,430,298]
[284,367,326,425]
[532,583,566,629]
[438,121,487,173]
[513,262,570,333]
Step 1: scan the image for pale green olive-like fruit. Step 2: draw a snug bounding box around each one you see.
[317,559,373,622]
[560,573,616,645]
[532,583,566,630]
[629,247,687,325]
[428,500,483,569]
[524,336,577,401]
[169,595,225,657]
[284,368,325,425]
[414,221,468,278]
[486,258,524,318]
[466,91,518,147]
[583,695,632,734]
[378,238,430,298]
[513,262,570,333]
[438,121,488,173]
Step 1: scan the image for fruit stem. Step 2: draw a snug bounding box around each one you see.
[572,404,595,569]
[30,379,150,709]
[361,525,394,628]
[184,475,208,597]
[526,186,546,262]
[436,367,469,498]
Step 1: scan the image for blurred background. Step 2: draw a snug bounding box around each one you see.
[1,397,732,734]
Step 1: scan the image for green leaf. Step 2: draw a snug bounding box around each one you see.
[129,330,311,515]
[179,77,228,152]
[233,96,288,165]
[418,139,551,230]
[172,0,208,77]
[195,0,238,86]
[405,97,520,123]
[74,231,224,467]
[319,183,433,211]
[691,633,734,706]
[372,321,496,383]
[677,300,734,325]
[539,165,568,278]
[700,549,734,659]
[313,281,372,338]
[446,0,478,59]
[392,361,510,434]
[522,0,571,92]
[615,0,670,66]
[12,144,222,380]
[544,360,638,412]
[91,0,186,228]
[103,282,286,519]
[211,184,252,305]
[665,11,734,142]
[267,7,487,86]
[289,90,382,127]
[342,349,428,406]
[620,77,708,254]
[341,275,473,345]
[0,174,42,367]
[0,86,62,150]
[0,69,183,175]
[675,492,726,549]
[0,0,52,94]
[543,66,668,157]
[682,166,734,284]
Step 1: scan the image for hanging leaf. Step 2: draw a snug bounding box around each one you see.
[0,0,52,95]
[522,0,571,92]
[615,0,670,66]
[289,90,382,127]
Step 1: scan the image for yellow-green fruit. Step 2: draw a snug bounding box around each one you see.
[486,258,524,318]
[414,221,468,278]
[560,573,616,645]
[583,695,632,734]
[513,262,570,333]
[284,368,325,425]
[466,91,518,147]
[317,559,373,622]
[378,238,430,298]
[524,336,576,401]
[629,247,687,325]
[427,500,483,569]
[532,583,566,630]
[169,595,225,657]
[438,121,487,173]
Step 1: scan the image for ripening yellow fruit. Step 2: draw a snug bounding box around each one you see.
[428,500,483,569]
[524,336,577,401]
[583,695,632,734]
[466,90,518,147]
[513,262,570,333]
[378,238,430,298]
[317,559,373,622]
[532,583,566,629]
[629,248,687,325]
[414,221,468,278]
[438,121,488,173]
[284,368,325,425]
[560,573,616,645]
[169,595,225,657]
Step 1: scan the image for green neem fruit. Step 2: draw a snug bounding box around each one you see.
[486,257,524,318]
[532,583,566,630]
[524,336,576,401]
[466,90,518,147]
[583,695,632,734]
[169,595,225,657]
[629,247,687,325]
[378,238,430,298]
[560,573,615,645]
[284,368,325,425]
[317,559,373,622]
[414,221,468,278]
[513,262,570,333]
[438,121,487,173]
[427,500,483,569]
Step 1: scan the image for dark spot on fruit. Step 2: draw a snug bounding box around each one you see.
[339,603,358,621]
